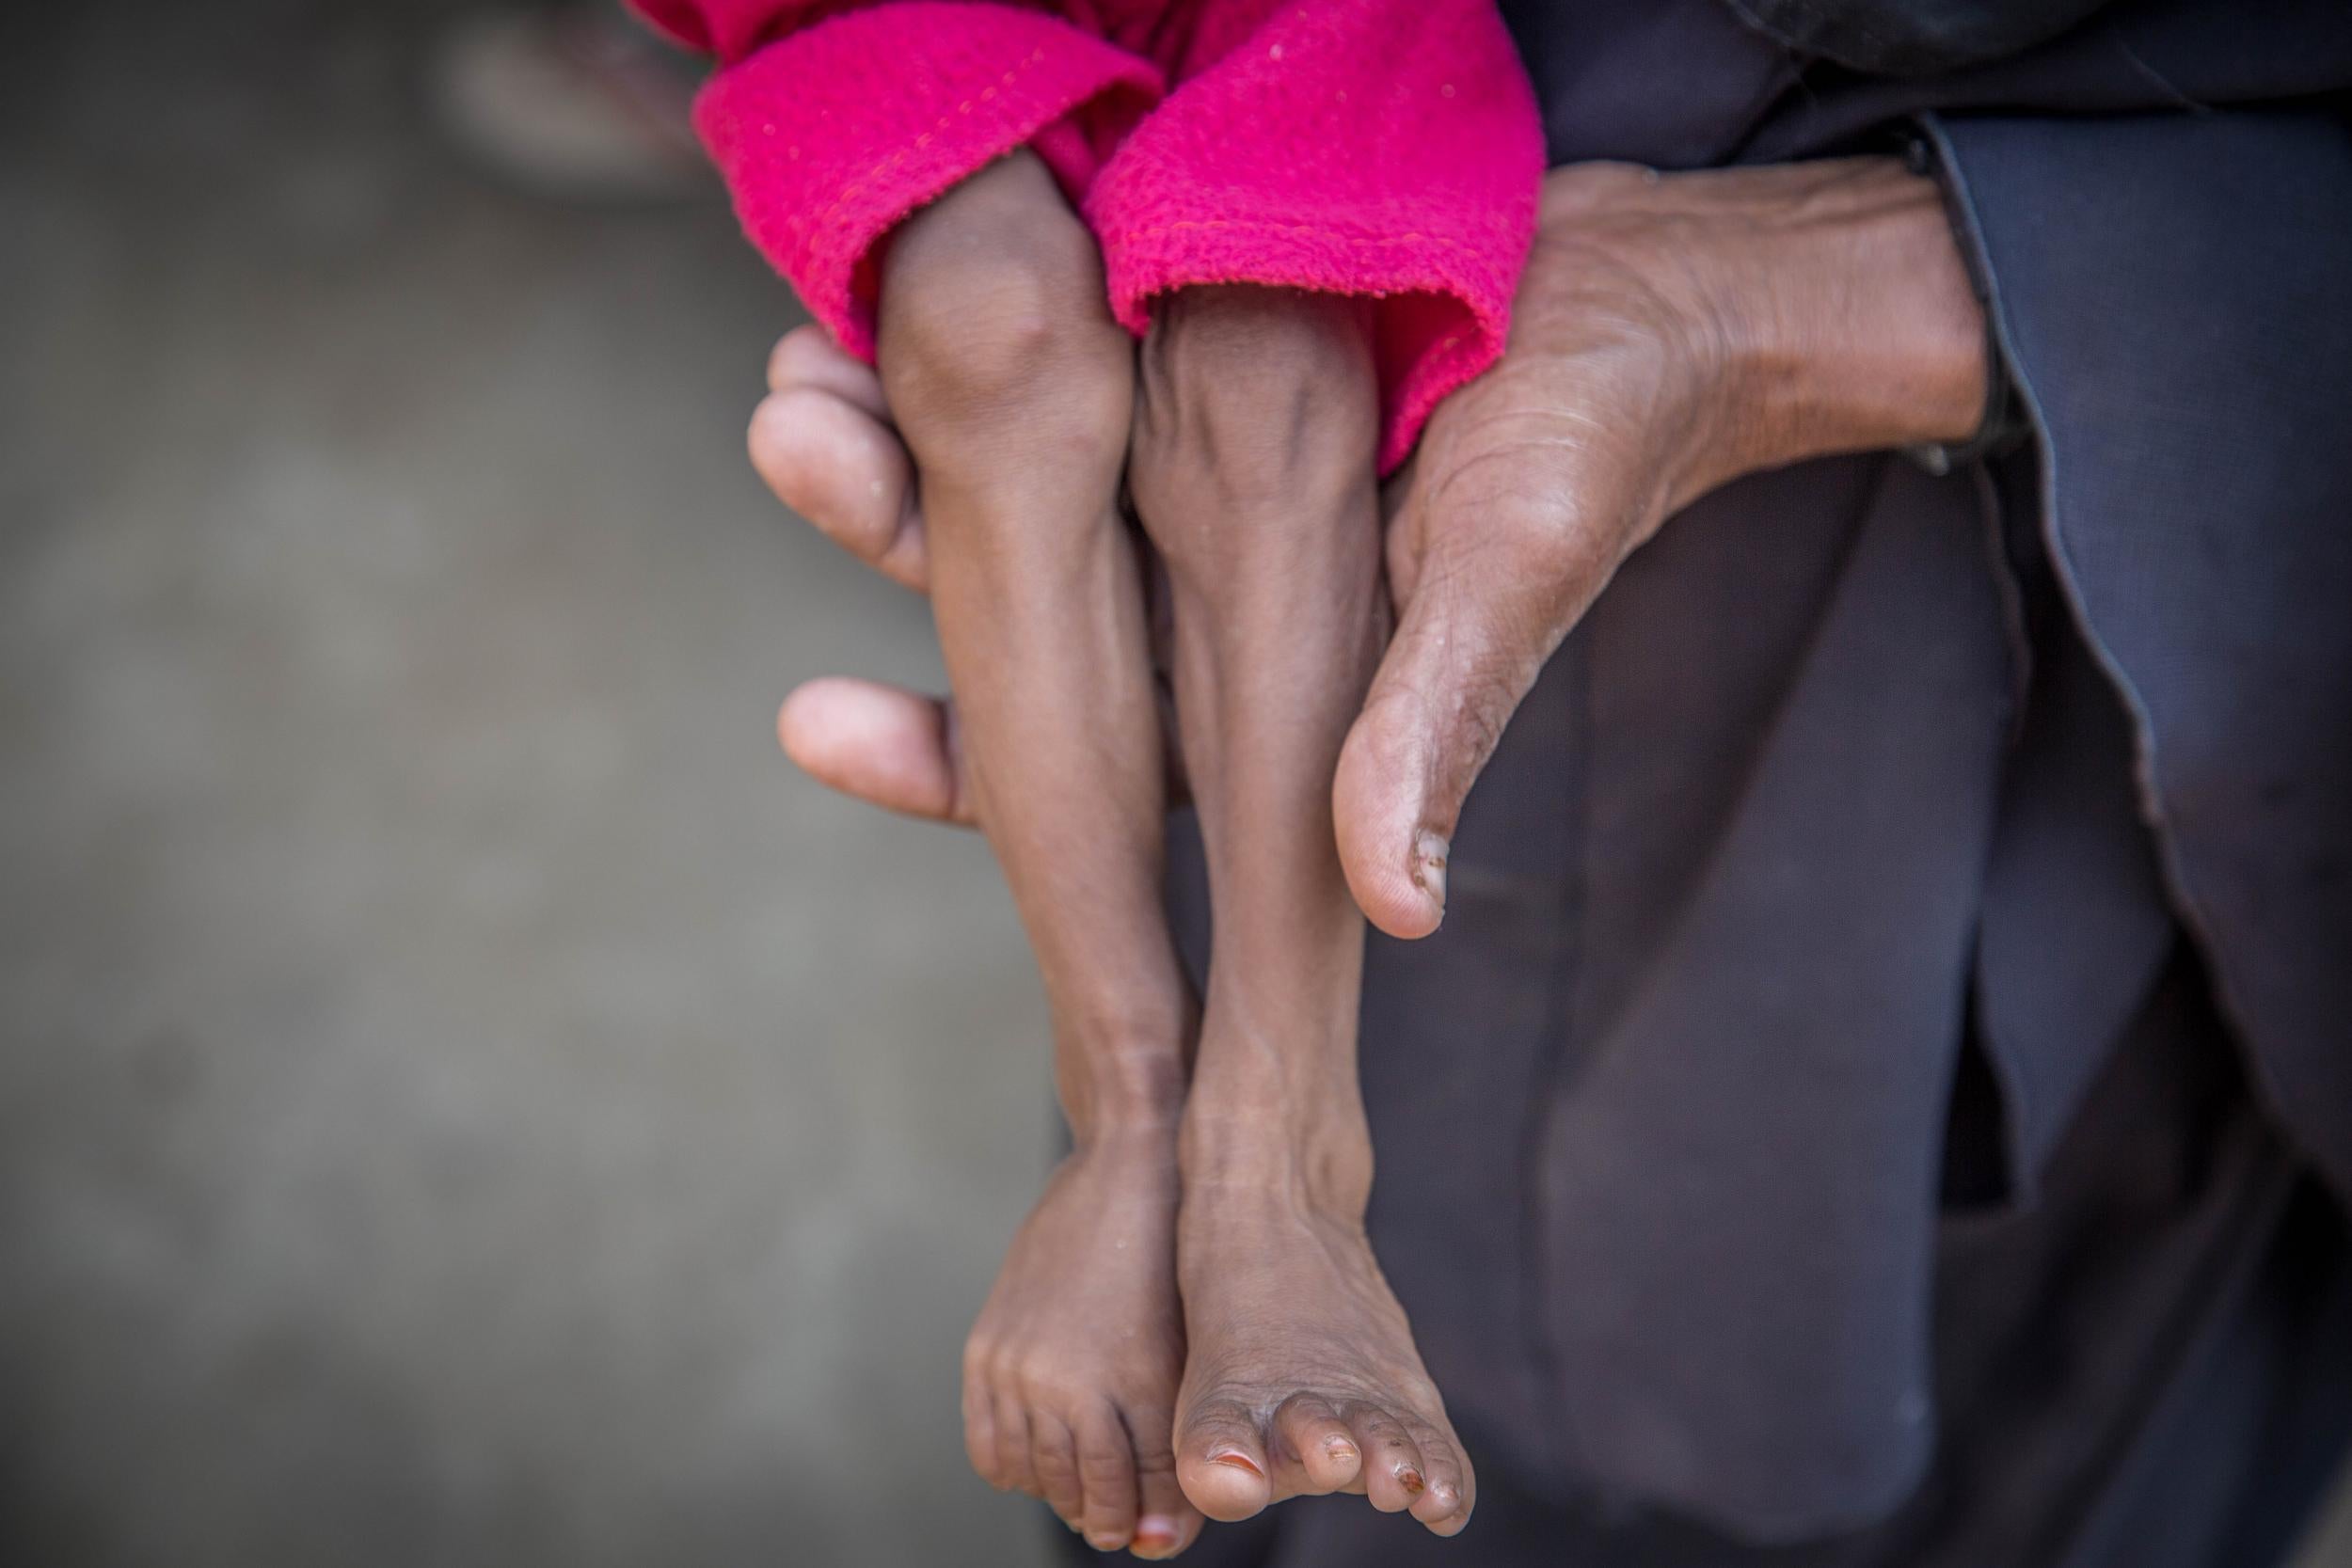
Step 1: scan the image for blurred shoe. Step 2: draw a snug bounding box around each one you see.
[429,5,707,201]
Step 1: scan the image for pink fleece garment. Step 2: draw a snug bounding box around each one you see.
[634,1,1542,472]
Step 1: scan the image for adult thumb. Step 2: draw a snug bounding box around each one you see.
[1334,505,1611,939]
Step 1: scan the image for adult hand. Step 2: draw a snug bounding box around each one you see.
[750,322,967,820]
[752,156,1989,934]
[1334,156,1988,934]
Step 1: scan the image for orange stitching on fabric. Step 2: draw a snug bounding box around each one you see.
[1118,218,1492,264]
[801,43,1060,243]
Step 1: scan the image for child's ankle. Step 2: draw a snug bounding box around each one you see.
[1059,1029,1191,1148]
[1177,1089,1375,1223]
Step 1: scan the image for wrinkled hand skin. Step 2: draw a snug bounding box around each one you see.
[1336,157,1989,935]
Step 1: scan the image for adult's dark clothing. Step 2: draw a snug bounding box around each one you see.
[1061,2,2352,1562]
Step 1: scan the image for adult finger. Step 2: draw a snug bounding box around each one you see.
[1335,481,1621,939]
[777,676,976,827]
[766,322,892,415]
[750,334,928,592]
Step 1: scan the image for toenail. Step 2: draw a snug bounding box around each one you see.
[1132,1515,1179,1555]
[1088,1530,1129,1550]
[1209,1449,1265,1478]
[1398,1466,1425,1495]
[1433,1482,1459,1507]
[1327,1437,1359,1462]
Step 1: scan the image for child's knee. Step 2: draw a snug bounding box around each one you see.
[885,235,1111,410]
[1130,287,1379,559]
[878,163,1131,491]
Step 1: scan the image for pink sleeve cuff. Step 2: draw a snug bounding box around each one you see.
[1097,210,1524,476]
[1087,1,1543,473]
[693,3,1163,359]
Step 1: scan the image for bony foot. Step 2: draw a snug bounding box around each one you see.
[1171,1189,1472,1536]
[963,1132,1202,1558]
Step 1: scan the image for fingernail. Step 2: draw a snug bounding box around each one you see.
[1398,1466,1425,1495]
[1209,1448,1265,1478]
[1411,831,1449,908]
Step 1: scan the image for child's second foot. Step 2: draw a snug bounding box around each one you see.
[964,1130,1201,1559]
[1170,1164,1474,1536]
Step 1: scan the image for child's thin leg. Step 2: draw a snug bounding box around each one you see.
[878,153,1200,1559]
[1132,287,1475,1537]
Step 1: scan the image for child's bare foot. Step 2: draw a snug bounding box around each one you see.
[1169,1118,1474,1537]
[964,1130,1202,1559]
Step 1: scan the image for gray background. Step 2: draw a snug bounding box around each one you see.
[1,4,2345,1565]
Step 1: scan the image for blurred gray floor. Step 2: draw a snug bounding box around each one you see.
[1,5,2347,1568]
[1,4,1062,1564]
